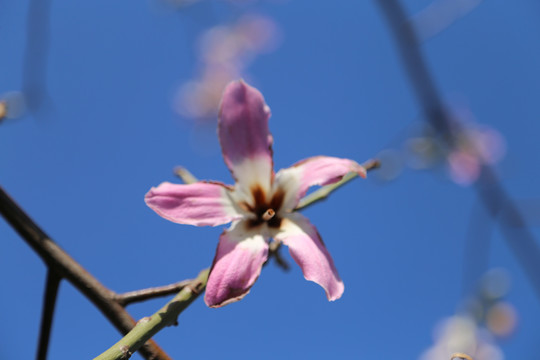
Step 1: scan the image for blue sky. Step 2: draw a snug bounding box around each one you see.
[2,0,540,359]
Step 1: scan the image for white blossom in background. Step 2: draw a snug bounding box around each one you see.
[174,14,280,121]
[420,315,504,360]
[0,91,26,122]
[412,0,484,41]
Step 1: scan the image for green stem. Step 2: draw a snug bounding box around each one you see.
[174,166,198,184]
[295,159,380,211]
[94,269,209,360]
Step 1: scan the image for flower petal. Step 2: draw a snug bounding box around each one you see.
[205,221,269,307]
[274,213,344,301]
[145,181,242,227]
[274,156,367,210]
[218,80,273,192]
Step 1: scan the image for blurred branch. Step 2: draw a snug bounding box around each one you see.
[94,269,209,360]
[0,186,171,360]
[376,0,540,301]
[375,0,454,140]
[462,202,493,296]
[36,270,61,360]
[23,0,53,114]
[295,159,380,211]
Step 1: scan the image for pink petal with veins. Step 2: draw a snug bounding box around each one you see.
[218,80,273,190]
[275,156,366,210]
[145,182,241,227]
[275,213,344,301]
[205,222,269,307]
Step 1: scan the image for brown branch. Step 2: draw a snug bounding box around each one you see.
[375,0,540,301]
[115,280,193,307]
[0,186,171,360]
[95,269,209,360]
[36,270,61,360]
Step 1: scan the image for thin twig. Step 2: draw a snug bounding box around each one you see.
[0,186,171,360]
[116,280,193,307]
[376,0,540,301]
[174,166,198,184]
[36,270,61,360]
[94,269,209,360]
[295,159,380,211]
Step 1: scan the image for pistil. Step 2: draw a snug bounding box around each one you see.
[262,209,275,221]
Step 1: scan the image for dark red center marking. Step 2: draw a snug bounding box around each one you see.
[242,185,285,229]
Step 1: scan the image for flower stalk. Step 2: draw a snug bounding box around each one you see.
[94,269,209,360]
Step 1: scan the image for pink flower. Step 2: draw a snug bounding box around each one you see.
[146,80,366,307]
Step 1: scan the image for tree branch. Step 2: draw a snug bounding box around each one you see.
[0,186,171,360]
[115,280,193,307]
[375,0,540,301]
[94,269,209,360]
[23,0,53,114]
[36,270,61,360]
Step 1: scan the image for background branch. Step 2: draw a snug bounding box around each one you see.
[23,0,53,114]
[375,0,540,301]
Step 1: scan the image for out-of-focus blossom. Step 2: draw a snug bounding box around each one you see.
[373,149,404,181]
[148,81,367,307]
[0,91,26,122]
[412,0,484,41]
[399,103,506,186]
[174,14,280,121]
[421,268,516,360]
[420,315,504,360]
[0,102,6,120]
[479,268,511,300]
[447,125,506,185]
[405,134,443,170]
[486,302,517,338]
